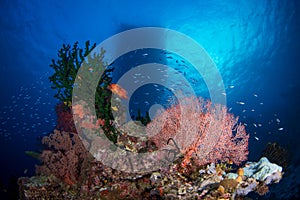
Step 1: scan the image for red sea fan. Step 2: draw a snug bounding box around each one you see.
[146,96,249,167]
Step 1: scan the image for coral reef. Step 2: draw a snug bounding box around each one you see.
[19,156,283,199]
[19,110,280,200]
[19,108,276,199]
[18,42,285,199]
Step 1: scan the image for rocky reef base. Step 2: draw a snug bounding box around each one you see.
[18,157,282,200]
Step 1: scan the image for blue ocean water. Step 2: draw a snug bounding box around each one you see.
[0,0,299,199]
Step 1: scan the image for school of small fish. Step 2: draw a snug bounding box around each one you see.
[0,50,286,147]
[0,72,58,142]
[229,89,285,142]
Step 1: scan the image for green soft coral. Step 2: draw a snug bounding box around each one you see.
[74,48,117,142]
[49,41,118,142]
